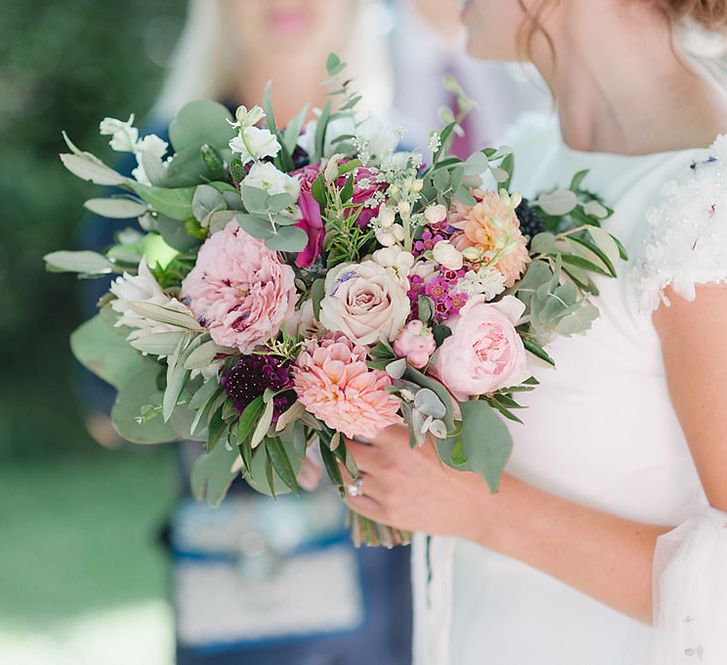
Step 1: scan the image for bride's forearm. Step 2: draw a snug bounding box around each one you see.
[467,474,672,623]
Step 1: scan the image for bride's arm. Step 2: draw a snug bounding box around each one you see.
[343,285,727,624]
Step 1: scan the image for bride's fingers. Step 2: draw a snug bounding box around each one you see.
[345,494,386,523]
[343,437,382,472]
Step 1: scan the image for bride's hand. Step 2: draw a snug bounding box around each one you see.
[340,425,502,541]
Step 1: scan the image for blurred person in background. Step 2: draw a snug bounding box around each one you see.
[390,0,550,155]
[81,2,412,664]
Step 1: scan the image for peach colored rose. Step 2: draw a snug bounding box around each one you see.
[292,334,403,439]
[319,261,410,346]
[181,221,297,353]
[429,295,529,399]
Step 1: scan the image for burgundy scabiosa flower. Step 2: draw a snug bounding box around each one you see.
[221,355,295,420]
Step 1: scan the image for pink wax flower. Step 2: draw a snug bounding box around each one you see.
[393,320,437,369]
[292,333,403,440]
[292,163,325,268]
[180,221,297,354]
[429,295,530,400]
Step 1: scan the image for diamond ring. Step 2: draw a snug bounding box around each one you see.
[348,476,365,497]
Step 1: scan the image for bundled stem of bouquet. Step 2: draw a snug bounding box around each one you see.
[47,53,626,547]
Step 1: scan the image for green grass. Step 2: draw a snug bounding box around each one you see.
[0,446,178,664]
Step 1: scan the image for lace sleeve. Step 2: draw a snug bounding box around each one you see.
[633,135,727,313]
[651,507,727,664]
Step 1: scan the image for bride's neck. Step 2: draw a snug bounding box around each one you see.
[533,5,727,155]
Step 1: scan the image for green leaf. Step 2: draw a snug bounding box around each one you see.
[128,301,202,331]
[522,337,556,366]
[313,101,332,162]
[237,396,265,447]
[418,295,434,325]
[169,100,235,153]
[432,324,452,347]
[265,226,308,253]
[147,214,201,252]
[44,250,117,276]
[566,236,616,277]
[234,213,274,240]
[245,423,306,497]
[84,197,148,219]
[458,400,513,493]
[111,366,177,444]
[128,182,195,220]
[59,152,127,186]
[284,104,310,155]
[206,405,228,453]
[130,331,187,357]
[200,143,228,181]
[319,435,345,496]
[265,437,299,494]
[560,252,611,277]
[190,441,240,507]
[326,52,346,76]
[311,279,326,321]
[311,172,327,208]
[569,169,589,191]
[403,366,456,433]
[71,314,152,388]
[340,174,354,204]
[192,184,225,223]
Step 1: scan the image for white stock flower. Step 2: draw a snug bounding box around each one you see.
[425,204,448,225]
[231,105,266,130]
[229,126,281,164]
[458,267,507,302]
[432,240,464,271]
[411,259,438,281]
[372,246,415,283]
[243,162,300,199]
[131,134,170,185]
[110,258,194,350]
[298,113,399,160]
[376,224,405,247]
[100,115,139,153]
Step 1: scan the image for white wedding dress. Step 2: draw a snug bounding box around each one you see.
[411,115,727,665]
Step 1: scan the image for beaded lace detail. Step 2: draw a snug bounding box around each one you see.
[633,135,727,313]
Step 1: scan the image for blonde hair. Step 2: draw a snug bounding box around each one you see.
[154,0,394,120]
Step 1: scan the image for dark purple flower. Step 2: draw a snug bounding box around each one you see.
[221,355,295,420]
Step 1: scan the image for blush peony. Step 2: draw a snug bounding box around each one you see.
[180,221,297,353]
[429,295,530,399]
[319,261,410,346]
[292,334,403,439]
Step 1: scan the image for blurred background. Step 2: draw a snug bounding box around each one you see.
[0,1,548,664]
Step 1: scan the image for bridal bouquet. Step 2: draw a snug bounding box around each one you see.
[47,55,625,546]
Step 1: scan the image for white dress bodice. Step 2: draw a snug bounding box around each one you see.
[411,116,727,665]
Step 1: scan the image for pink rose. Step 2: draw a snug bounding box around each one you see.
[181,221,297,353]
[292,163,325,268]
[429,295,529,399]
[393,320,436,369]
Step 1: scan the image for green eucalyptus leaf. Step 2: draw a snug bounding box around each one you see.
[265,226,308,253]
[60,153,127,186]
[111,366,177,444]
[128,182,195,220]
[190,441,240,507]
[234,213,275,240]
[192,184,225,222]
[84,197,148,219]
[71,314,152,388]
[44,251,117,275]
[458,399,513,493]
[169,100,235,153]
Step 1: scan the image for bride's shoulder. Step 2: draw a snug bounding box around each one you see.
[632,134,727,313]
